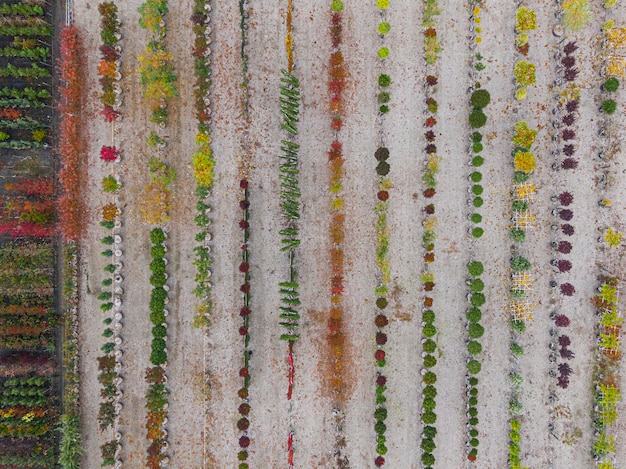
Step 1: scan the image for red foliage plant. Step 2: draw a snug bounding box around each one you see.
[557,241,572,254]
[554,314,570,327]
[562,114,575,126]
[565,100,579,113]
[561,158,578,170]
[557,375,570,389]
[563,41,578,55]
[561,56,575,68]
[100,146,119,161]
[563,68,579,82]
[56,25,87,241]
[563,144,575,156]
[560,283,575,296]
[426,75,438,86]
[100,106,119,122]
[561,224,575,236]
[561,129,576,141]
[558,192,573,206]
[558,362,572,377]
[558,335,571,347]
[424,130,436,141]
[557,260,572,272]
[559,209,573,221]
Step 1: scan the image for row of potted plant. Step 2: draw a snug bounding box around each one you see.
[58,242,83,468]
[373,1,392,466]
[190,0,215,330]
[465,5,489,460]
[97,2,122,122]
[57,24,86,241]
[508,6,538,467]
[0,3,45,15]
[419,0,441,467]
[326,1,348,465]
[278,2,300,466]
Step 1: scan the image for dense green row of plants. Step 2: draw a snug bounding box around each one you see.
[146,227,169,468]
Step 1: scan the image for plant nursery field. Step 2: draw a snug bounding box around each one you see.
[2,0,626,468]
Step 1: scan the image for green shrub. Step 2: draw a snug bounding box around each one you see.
[467,261,484,276]
[509,373,524,388]
[469,417,478,426]
[466,307,482,322]
[470,429,479,437]
[374,407,388,421]
[422,397,436,412]
[102,328,113,338]
[423,339,436,354]
[509,399,524,415]
[423,371,437,385]
[374,420,386,435]
[423,385,437,399]
[510,342,524,356]
[423,323,437,337]
[470,213,482,224]
[468,323,485,339]
[101,235,114,245]
[376,443,387,455]
[511,319,526,334]
[422,309,435,323]
[379,105,389,114]
[150,258,166,273]
[423,354,437,368]
[152,324,167,338]
[97,291,112,301]
[423,425,437,438]
[510,288,526,299]
[469,109,487,128]
[470,293,485,307]
[472,197,484,208]
[469,278,484,293]
[467,341,482,355]
[421,410,437,424]
[510,256,531,271]
[151,245,166,258]
[470,438,479,447]
[513,171,529,183]
[100,302,113,312]
[601,99,617,114]
[376,160,390,176]
[472,142,483,153]
[150,228,166,245]
[104,264,116,273]
[510,228,526,242]
[421,435,436,451]
[471,131,483,143]
[378,74,391,87]
[426,98,438,113]
[100,220,115,229]
[101,249,113,257]
[103,317,112,326]
[331,0,344,11]
[421,453,435,466]
[467,359,482,374]
[472,185,483,196]
[512,200,528,212]
[468,407,478,417]
[378,91,390,104]
[604,77,619,92]
[101,342,114,354]
[470,89,491,109]
[469,377,478,386]
[471,227,484,238]
[469,397,478,406]
[470,171,482,182]
[102,278,113,287]
[471,155,484,167]
[470,387,478,396]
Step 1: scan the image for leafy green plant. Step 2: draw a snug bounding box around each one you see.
[470,89,490,109]
[468,323,484,339]
[511,319,526,334]
[470,213,482,224]
[510,256,531,271]
[469,109,487,128]
[601,99,617,114]
[471,155,484,167]
[603,77,619,92]
[510,342,524,356]
[471,132,482,143]
[466,307,482,322]
[467,261,484,276]
[471,227,484,238]
[469,278,484,293]
[423,339,436,354]
[467,341,482,355]
[472,197,483,208]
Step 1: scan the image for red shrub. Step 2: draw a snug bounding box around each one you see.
[554,314,570,327]
[563,68,579,82]
[100,146,120,161]
[560,283,575,296]
[557,375,570,388]
[562,113,575,126]
[565,100,579,113]
[561,224,575,236]
[561,129,575,141]
[559,209,573,221]
[558,362,572,377]
[561,56,575,68]
[558,192,573,206]
[561,158,578,170]
[557,241,572,254]
[558,335,571,347]
[557,260,572,272]
[564,41,578,55]
[562,144,575,156]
